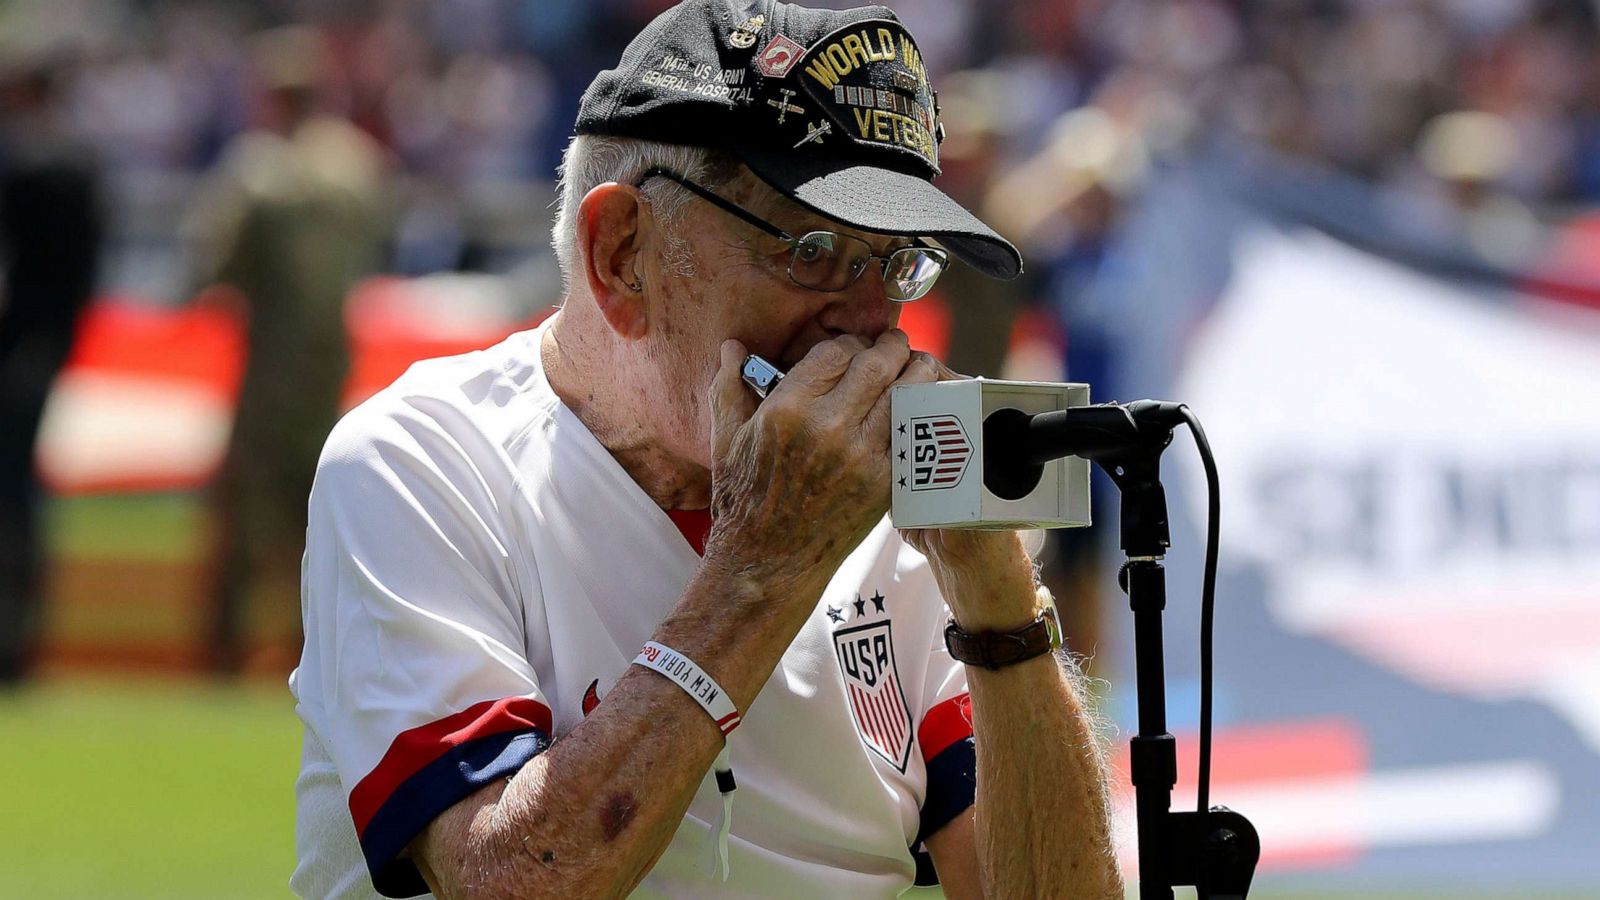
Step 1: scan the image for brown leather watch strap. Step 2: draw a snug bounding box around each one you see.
[944,613,1056,671]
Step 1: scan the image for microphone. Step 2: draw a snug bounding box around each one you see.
[889,379,1188,529]
[982,401,1186,500]
[890,379,1096,530]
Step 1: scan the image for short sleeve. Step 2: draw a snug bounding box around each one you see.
[911,609,976,884]
[296,397,551,897]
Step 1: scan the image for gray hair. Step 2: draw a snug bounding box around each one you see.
[551,134,741,286]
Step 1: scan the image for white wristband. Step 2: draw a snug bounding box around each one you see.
[633,642,742,736]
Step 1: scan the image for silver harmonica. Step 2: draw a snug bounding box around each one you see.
[740,354,785,399]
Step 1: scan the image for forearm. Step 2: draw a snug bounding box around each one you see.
[416,668,721,898]
[934,543,1121,899]
[967,653,1121,898]
[417,559,829,898]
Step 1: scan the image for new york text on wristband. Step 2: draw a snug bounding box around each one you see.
[634,641,741,734]
[632,641,740,880]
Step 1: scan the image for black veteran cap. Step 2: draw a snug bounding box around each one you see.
[575,0,1022,279]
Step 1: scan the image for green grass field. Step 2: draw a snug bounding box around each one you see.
[0,495,295,897]
[0,677,299,899]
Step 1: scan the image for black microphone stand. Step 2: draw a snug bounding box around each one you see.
[990,401,1260,898]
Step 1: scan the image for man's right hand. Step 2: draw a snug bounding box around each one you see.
[704,330,938,596]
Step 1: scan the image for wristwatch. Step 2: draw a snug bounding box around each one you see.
[944,599,1062,671]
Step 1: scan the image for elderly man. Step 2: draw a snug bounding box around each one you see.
[291,2,1121,898]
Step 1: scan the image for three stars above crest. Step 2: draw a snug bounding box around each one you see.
[832,591,888,623]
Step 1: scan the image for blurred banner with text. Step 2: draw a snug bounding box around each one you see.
[1102,146,1600,891]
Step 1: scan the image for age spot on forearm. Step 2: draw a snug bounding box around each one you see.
[600,792,638,842]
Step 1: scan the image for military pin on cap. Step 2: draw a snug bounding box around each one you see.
[729,14,765,49]
[794,120,832,148]
[766,88,803,124]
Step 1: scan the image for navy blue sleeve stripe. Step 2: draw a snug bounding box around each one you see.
[912,844,940,887]
[360,729,551,897]
[916,734,977,848]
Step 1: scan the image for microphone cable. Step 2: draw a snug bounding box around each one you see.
[1177,406,1220,847]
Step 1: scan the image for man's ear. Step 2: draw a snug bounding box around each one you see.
[576,182,649,340]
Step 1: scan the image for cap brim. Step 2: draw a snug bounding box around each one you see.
[732,146,1023,280]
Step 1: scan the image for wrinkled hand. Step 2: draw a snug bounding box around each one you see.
[704,330,939,596]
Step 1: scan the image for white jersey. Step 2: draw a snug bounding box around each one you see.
[290,322,976,898]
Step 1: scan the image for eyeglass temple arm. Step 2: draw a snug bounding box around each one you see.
[638,168,796,243]
[640,167,944,265]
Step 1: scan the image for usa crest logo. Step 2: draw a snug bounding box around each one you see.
[833,620,913,772]
[909,415,972,490]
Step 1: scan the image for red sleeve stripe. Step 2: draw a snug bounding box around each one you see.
[349,696,553,835]
[918,692,973,762]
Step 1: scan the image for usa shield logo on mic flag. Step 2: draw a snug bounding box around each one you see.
[834,620,914,772]
[909,414,971,491]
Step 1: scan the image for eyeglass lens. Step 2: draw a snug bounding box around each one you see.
[788,232,944,302]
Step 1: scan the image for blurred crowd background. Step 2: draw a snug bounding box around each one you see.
[20,1,1600,264]
[9,0,1600,313]
[4,0,1600,896]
